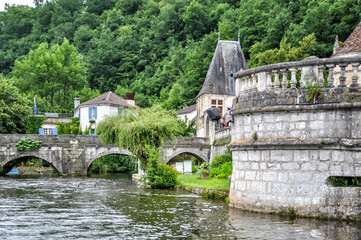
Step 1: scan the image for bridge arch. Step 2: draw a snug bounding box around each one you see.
[85,147,134,172]
[2,154,61,174]
[166,149,208,164]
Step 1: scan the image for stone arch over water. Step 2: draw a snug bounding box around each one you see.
[2,155,61,174]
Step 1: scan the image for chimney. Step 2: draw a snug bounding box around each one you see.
[125,93,135,106]
[74,96,80,109]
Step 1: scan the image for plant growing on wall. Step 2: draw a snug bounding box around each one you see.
[26,115,45,134]
[56,117,80,135]
[306,81,324,103]
[15,138,42,151]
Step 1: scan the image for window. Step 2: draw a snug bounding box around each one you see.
[218,100,223,105]
[211,99,217,105]
[44,128,53,135]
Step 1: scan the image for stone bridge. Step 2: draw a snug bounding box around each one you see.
[0,134,211,175]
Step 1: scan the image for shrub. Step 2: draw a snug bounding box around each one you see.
[196,162,210,174]
[15,138,42,151]
[210,162,232,179]
[211,150,232,168]
[146,146,178,189]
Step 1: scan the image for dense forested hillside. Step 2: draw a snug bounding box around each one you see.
[0,0,360,112]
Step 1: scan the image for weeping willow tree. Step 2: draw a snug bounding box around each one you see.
[97,105,180,169]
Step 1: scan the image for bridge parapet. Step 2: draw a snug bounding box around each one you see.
[234,56,361,108]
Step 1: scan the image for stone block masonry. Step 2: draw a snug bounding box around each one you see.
[229,102,361,220]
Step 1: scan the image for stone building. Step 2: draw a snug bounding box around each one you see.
[331,22,361,87]
[195,38,248,139]
[73,92,139,134]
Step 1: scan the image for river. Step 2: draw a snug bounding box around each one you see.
[0,174,360,239]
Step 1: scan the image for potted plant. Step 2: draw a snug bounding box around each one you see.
[197,163,210,179]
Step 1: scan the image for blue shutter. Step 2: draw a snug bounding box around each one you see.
[79,109,81,120]
[118,107,120,114]
[124,109,128,116]
[52,128,58,135]
[39,128,44,135]
[89,129,91,135]
[94,129,97,135]
[88,107,91,119]
[94,107,97,119]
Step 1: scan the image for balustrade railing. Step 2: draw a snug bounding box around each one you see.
[234,56,361,98]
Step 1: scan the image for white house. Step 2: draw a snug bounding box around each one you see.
[176,104,196,125]
[73,92,139,134]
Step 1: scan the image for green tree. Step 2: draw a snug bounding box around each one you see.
[97,105,180,169]
[12,38,86,111]
[183,1,210,40]
[0,75,31,133]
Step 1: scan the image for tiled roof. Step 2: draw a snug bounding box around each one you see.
[333,22,361,56]
[76,92,139,109]
[196,40,248,98]
[177,104,196,115]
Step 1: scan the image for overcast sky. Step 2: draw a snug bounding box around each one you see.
[0,0,35,11]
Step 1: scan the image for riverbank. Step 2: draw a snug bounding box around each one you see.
[176,174,230,200]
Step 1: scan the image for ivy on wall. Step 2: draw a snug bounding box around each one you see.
[15,138,42,151]
[26,116,45,134]
[56,118,81,135]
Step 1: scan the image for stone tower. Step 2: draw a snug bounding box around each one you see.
[196,39,248,138]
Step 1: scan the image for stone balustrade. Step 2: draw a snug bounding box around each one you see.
[234,56,361,106]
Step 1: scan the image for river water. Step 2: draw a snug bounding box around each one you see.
[0,174,360,240]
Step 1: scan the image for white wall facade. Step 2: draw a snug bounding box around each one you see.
[75,105,121,132]
[178,110,197,125]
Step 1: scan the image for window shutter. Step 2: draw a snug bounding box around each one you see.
[53,128,58,135]
[95,107,97,119]
[94,129,97,135]
[88,107,91,119]
[89,129,91,135]
[39,128,44,135]
[79,109,81,120]
[118,107,120,114]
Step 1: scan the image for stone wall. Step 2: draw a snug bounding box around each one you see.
[229,102,361,220]
[210,128,231,163]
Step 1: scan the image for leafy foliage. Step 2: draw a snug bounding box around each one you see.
[176,119,196,137]
[56,117,80,135]
[306,81,324,103]
[15,138,42,151]
[0,1,361,111]
[97,105,180,168]
[196,162,210,175]
[0,76,31,134]
[12,39,86,112]
[211,150,232,168]
[209,161,232,179]
[88,155,134,175]
[146,146,178,189]
[330,176,360,187]
[26,115,45,134]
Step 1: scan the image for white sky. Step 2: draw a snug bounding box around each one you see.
[0,0,35,11]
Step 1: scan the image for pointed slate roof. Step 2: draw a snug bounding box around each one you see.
[196,40,248,98]
[332,22,361,57]
[74,92,139,111]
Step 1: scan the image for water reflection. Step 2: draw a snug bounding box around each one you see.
[0,174,359,239]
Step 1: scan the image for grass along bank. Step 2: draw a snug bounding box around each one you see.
[176,174,230,200]
[177,174,230,190]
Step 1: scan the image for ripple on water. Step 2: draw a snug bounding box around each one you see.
[0,175,360,239]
